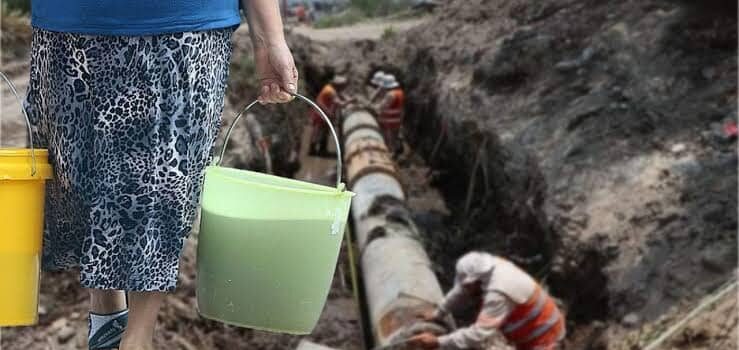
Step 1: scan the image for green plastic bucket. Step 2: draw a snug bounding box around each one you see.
[196,94,354,334]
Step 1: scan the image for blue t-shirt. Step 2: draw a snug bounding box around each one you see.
[31,0,242,36]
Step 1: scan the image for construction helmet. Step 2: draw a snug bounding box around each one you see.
[371,71,386,86]
[382,74,400,89]
[455,251,496,286]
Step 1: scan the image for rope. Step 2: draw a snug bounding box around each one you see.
[643,278,737,350]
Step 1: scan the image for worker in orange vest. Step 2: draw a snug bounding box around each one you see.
[368,70,387,103]
[310,75,351,156]
[409,252,566,350]
[375,74,405,155]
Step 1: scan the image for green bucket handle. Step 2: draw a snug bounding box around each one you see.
[218,92,344,190]
[0,70,38,176]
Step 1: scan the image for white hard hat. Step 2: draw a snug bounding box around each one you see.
[371,71,386,86]
[381,74,400,89]
[455,251,496,285]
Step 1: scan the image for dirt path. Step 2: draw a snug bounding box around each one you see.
[291,18,426,42]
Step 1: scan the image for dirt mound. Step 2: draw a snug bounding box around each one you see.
[291,0,737,347]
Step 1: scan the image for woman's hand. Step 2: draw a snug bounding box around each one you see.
[243,0,298,104]
[254,41,299,104]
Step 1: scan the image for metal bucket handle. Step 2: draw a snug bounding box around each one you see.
[218,92,344,190]
[0,71,37,176]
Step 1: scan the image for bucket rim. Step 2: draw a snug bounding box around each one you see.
[0,148,49,157]
[206,166,355,198]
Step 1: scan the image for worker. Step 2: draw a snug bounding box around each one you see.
[408,252,566,350]
[310,75,351,156]
[375,74,405,155]
[368,70,387,103]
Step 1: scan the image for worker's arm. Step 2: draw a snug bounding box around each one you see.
[369,88,384,103]
[243,0,298,104]
[333,94,354,107]
[372,93,394,115]
[434,285,465,318]
[437,291,512,349]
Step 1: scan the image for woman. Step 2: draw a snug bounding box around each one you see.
[25,1,298,349]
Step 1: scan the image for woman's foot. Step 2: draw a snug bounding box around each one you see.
[89,289,128,349]
[89,310,129,349]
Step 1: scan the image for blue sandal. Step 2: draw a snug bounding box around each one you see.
[88,310,129,350]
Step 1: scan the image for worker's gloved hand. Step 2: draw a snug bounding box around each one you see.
[421,307,445,322]
[254,41,299,104]
[407,332,440,349]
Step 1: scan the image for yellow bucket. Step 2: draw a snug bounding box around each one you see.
[0,71,54,326]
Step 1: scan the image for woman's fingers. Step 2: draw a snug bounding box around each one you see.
[270,82,290,103]
[282,65,298,94]
[257,81,280,104]
[258,85,270,104]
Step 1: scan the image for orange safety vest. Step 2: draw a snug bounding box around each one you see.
[378,88,405,130]
[311,84,337,125]
[499,285,564,350]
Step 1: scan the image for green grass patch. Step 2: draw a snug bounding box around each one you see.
[313,8,366,29]
[350,0,413,17]
[313,0,414,29]
[381,26,396,40]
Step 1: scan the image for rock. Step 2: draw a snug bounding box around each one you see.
[57,325,76,343]
[555,47,596,72]
[622,313,640,328]
[38,304,48,316]
[50,317,68,330]
[701,251,729,273]
[671,143,687,154]
[473,29,554,93]
[296,340,340,350]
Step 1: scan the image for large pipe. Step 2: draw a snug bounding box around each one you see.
[342,109,448,346]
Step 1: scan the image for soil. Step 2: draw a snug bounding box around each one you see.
[1,0,737,349]
[288,0,738,348]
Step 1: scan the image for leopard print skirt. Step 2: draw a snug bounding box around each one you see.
[25,27,234,291]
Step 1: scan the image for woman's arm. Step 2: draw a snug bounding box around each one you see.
[243,0,299,104]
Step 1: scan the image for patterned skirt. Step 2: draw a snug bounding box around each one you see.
[25,27,234,291]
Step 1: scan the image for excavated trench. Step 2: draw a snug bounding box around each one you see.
[287,7,739,350]
[400,71,613,324]
[290,58,613,350]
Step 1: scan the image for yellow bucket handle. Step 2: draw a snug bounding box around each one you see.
[218,93,344,191]
[0,71,38,176]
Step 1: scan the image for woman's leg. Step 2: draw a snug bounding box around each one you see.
[89,290,128,349]
[90,289,127,313]
[119,292,166,350]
